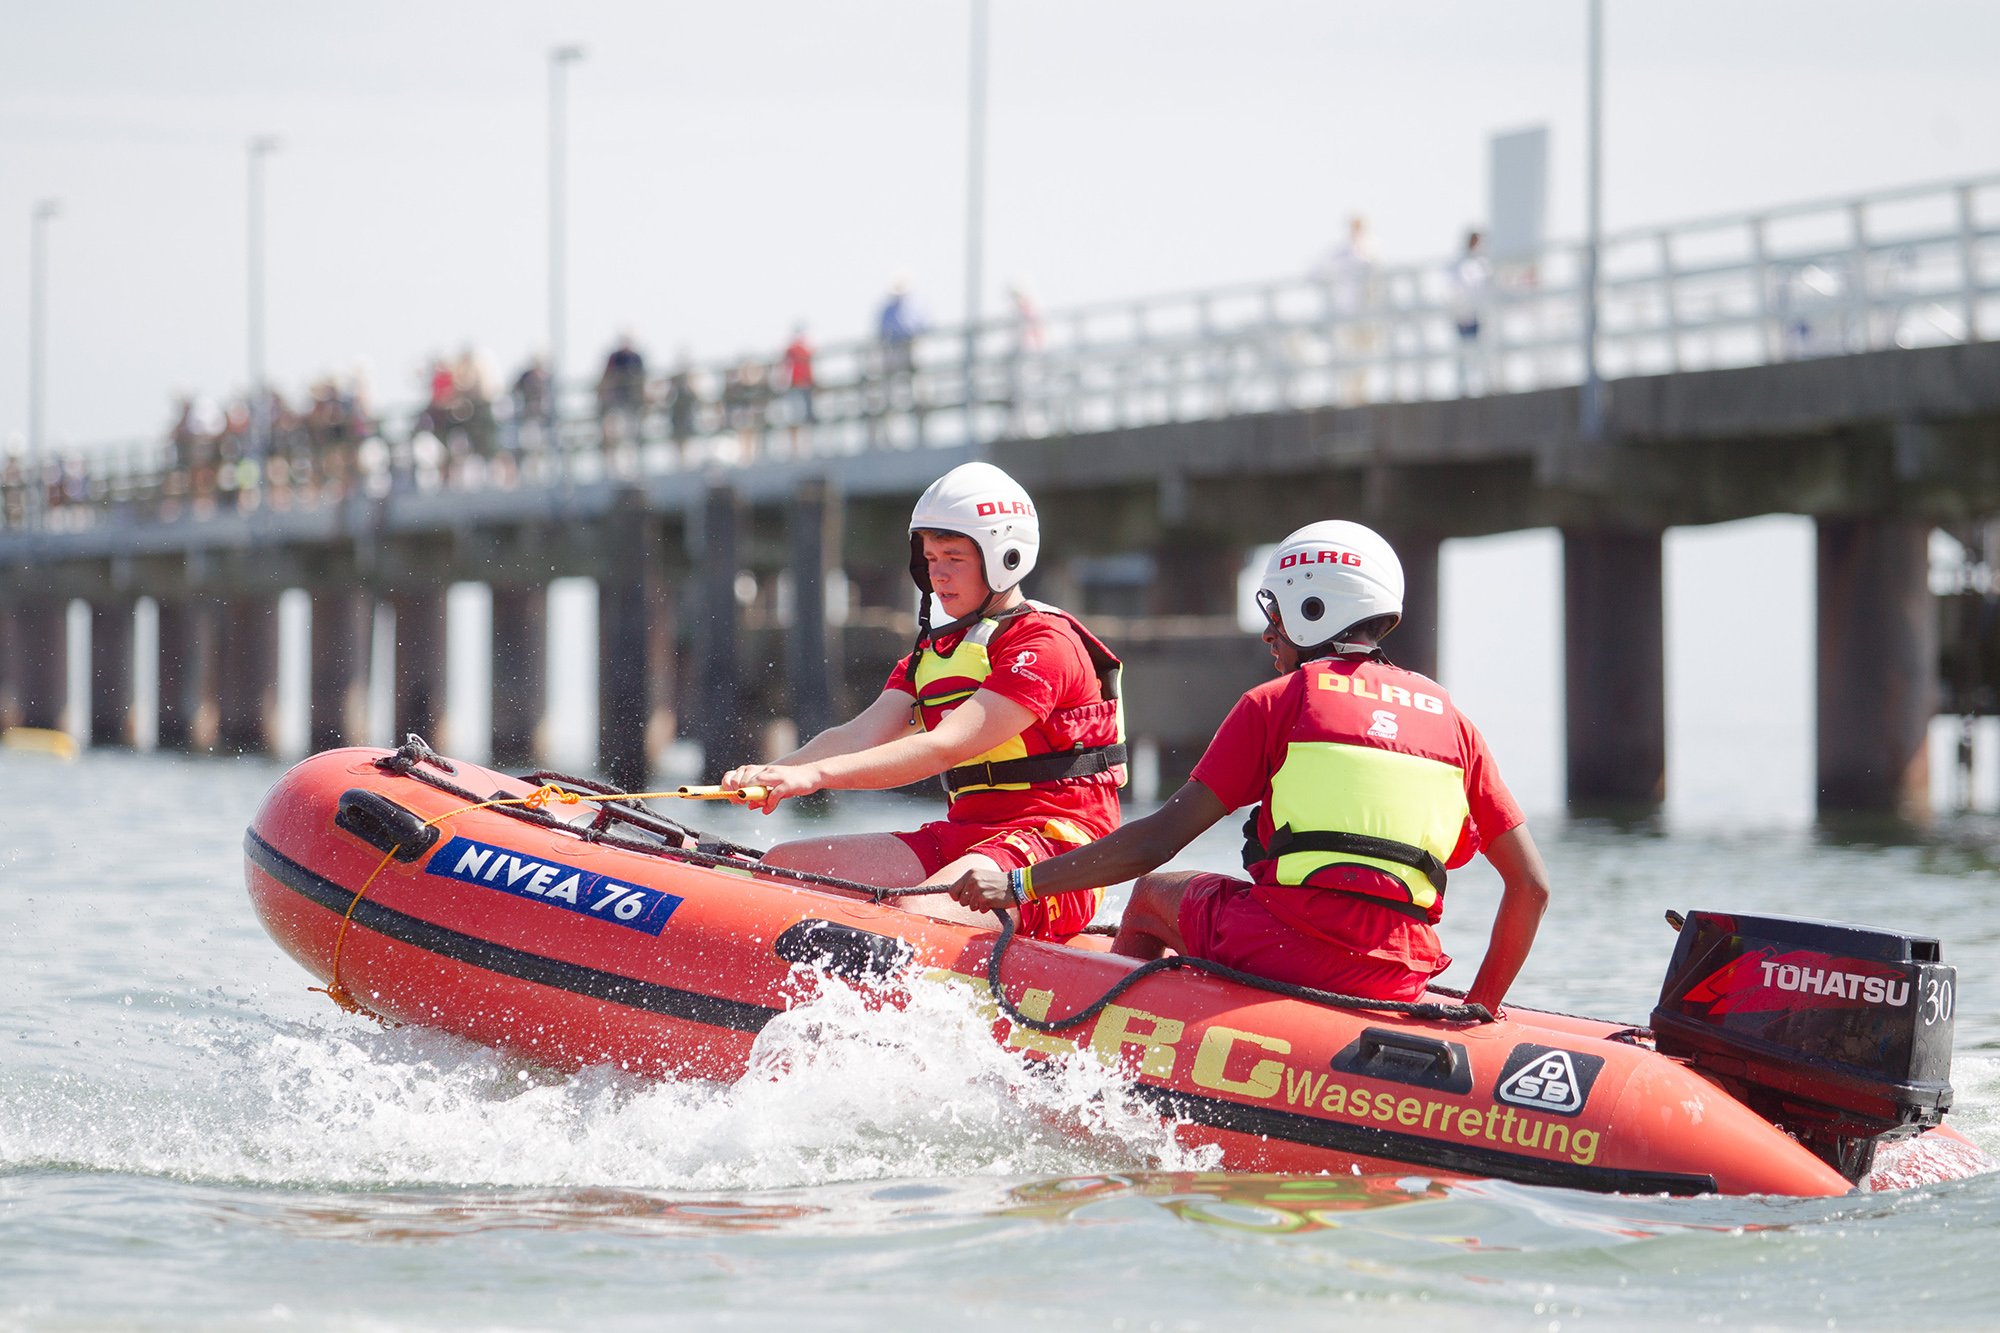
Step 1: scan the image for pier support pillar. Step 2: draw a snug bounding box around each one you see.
[1816,517,1936,816]
[388,589,448,747]
[598,491,673,791]
[90,598,136,748]
[1562,527,1667,810]
[155,598,218,752]
[692,483,751,770]
[1383,530,1441,682]
[788,477,840,744]
[13,597,69,733]
[490,584,549,770]
[310,589,374,752]
[0,601,17,731]
[217,595,281,755]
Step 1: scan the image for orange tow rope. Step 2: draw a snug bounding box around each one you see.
[309,781,762,1020]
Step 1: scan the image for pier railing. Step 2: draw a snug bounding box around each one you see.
[6,172,1998,532]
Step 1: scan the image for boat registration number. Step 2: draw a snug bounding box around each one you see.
[426,835,684,936]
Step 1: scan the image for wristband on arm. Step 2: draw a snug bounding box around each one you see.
[1006,866,1035,906]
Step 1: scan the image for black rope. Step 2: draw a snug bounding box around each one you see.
[373,737,940,903]
[980,907,1496,1033]
[377,733,456,776]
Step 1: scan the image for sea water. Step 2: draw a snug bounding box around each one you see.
[11,517,2000,1328]
[4,746,2000,1332]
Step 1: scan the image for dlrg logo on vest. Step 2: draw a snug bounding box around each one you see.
[1317,672,1446,714]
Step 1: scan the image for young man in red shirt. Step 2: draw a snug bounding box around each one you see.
[948,520,1550,1013]
[721,462,1124,943]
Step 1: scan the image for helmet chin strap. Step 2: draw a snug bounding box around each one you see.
[912,586,1012,660]
[1288,637,1387,669]
[909,528,996,646]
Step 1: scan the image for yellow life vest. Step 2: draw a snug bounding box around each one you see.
[1241,659,1470,917]
[908,601,1126,801]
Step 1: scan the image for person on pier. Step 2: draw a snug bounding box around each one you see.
[947,520,1550,1013]
[720,462,1126,944]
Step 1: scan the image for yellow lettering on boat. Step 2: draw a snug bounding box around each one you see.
[927,970,1604,1168]
[1089,1004,1183,1078]
[1191,1027,1290,1098]
[1282,1067,1327,1107]
[1006,987,1087,1057]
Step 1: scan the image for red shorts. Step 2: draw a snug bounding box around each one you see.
[1176,873,1449,1001]
[894,819,1106,943]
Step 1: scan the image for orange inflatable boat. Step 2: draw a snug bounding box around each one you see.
[244,742,1992,1197]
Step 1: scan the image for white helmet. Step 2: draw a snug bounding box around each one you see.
[1256,520,1403,651]
[908,461,1040,595]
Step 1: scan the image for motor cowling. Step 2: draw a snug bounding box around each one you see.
[1650,910,1956,1184]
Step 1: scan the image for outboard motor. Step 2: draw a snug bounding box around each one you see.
[1651,910,1955,1184]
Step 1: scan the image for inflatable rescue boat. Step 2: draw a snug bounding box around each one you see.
[244,741,1993,1197]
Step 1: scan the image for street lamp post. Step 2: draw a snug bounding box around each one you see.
[548,44,585,449]
[27,198,60,530]
[248,136,281,456]
[1579,0,1605,444]
[962,0,989,436]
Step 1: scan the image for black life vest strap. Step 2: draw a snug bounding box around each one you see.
[942,742,1128,794]
[1241,814,1448,894]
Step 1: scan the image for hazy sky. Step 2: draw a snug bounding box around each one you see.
[3,0,1995,448]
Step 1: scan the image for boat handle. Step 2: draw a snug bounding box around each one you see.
[1354,1030,1460,1078]
[335,788,442,863]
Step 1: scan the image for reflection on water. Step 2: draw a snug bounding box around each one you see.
[1003,1171,1455,1234]
[235,1189,834,1242]
[237,1172,1460,1246]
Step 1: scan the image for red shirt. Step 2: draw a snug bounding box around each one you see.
[1189,660,1524,964]
[885,613,1121,838]
[783,340,814,389]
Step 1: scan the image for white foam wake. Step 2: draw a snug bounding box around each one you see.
[0,967,1217,1190]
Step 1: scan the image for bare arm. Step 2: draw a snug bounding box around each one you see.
[1463,823,1552,1013]
[722,688,1036,811]
[947,780,1232,909]
[808,688,1035,791]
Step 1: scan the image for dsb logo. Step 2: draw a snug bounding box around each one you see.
[976,500,1035,517]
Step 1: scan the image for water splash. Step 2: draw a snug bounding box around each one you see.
[0,966,1215,1190]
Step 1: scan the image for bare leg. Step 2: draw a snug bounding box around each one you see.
[894,849,1023,929]
[759,832,926,895]
[1111,871,1200,960]
[758,835,1009,929]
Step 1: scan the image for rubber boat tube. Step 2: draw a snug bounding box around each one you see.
[243,748,1994,1198]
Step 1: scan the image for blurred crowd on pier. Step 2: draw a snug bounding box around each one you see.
[0,314,855,531]
[8,180,1924,537]
[0,275,1059,532]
